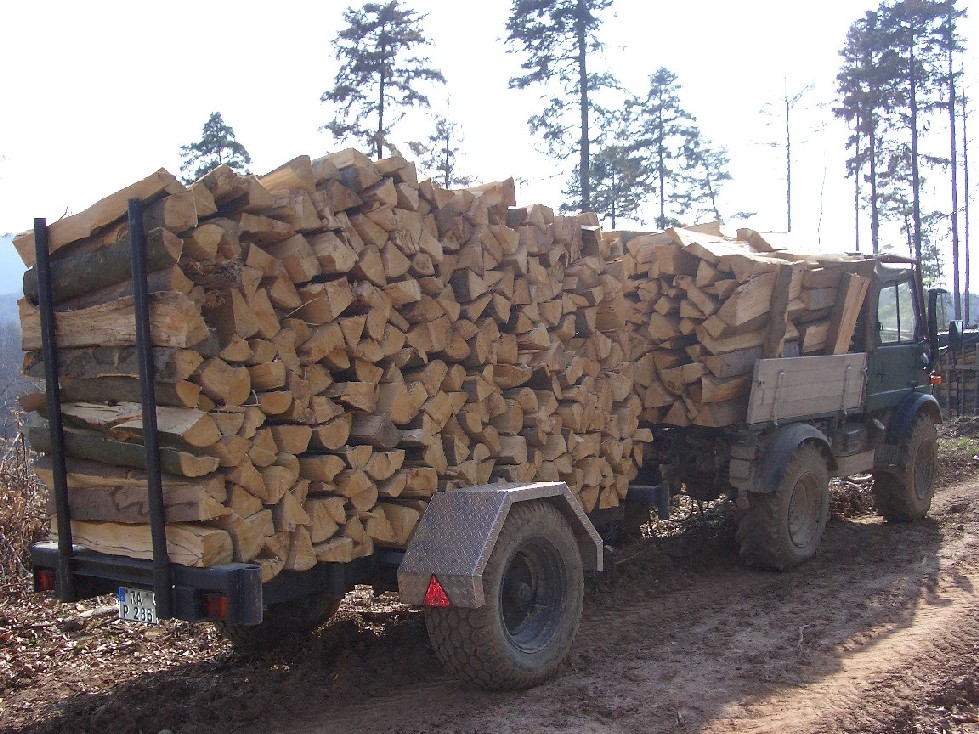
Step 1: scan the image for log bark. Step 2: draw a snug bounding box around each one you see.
[14,169,185,266]
[23,228,183,304]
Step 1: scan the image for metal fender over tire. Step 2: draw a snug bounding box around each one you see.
[425,500,584,690]
[217,592,341,650]
[737,442,830,571]
[873,414,937,522]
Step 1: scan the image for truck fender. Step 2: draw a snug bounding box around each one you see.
[397,482,602,608]
[751,423,835,495]
[884,393,941,444]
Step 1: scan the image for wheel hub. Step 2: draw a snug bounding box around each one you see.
[500,539,566,654]
[788,473,822,549]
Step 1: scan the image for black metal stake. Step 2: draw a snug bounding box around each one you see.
[128,199,173,619]
[33,218,76,602]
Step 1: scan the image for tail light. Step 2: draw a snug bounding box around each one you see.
[930,374,943,385]
[35,568,57,592]
[202,592,229,619]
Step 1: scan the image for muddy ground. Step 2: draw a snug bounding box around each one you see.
[1,428,978,734]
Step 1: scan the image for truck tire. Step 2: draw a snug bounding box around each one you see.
[425,500,583,690]
[736,442,830,571]
[872,413,937,522]
[217,592,341,651]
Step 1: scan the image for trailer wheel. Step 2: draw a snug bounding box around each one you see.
[425,500,583,690]
[873,413,937,522]
[217,592,341,651]
[737,442,829,571]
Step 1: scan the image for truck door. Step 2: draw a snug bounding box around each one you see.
[866,271,930,412]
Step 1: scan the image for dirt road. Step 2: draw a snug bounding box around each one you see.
[3,466,978,733]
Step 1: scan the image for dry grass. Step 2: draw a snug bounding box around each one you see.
[0,430,49,582]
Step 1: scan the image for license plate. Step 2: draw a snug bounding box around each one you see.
[118,586,158,624]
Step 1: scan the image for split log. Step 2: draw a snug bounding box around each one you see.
[29,426,218,478]
[14,169,185,266]
[23,228,183,305]
[20,292,209,351]
[52,517,232,567]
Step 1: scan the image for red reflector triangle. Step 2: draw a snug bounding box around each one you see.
[423,574,451,607]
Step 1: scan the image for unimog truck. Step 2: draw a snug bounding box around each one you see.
[631,254,942,570]
[22,164,944,691]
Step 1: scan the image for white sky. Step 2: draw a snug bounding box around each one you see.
[1,0,977,296]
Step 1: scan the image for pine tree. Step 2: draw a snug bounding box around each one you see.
[408,114,472,188]
[836,10,894,252]
[561,104,651,227]
[941,3,965,318]
[881,0,951,265]
[682,129,741,224]
[836,0,960,271]
[633,68,698,229]
[179,112,251,185]
[506,0,615,212]
[321,1,445,159]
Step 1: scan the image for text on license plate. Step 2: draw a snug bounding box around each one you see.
[118,586,158,624]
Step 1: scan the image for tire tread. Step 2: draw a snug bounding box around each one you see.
[425,501,583,690]
[736,442,829,571]
[873,414,937,522]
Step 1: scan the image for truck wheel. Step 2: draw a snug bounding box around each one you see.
[736,442,829,571]
[425,500,583,690]
[217,592,341,651]
[872,414,937,522]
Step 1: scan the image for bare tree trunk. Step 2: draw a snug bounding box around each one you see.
[785,91,792,232]
[854,114,862,253]
[948,33,962,318]
[870,118,881,254]
[909,39,924,265]
[610,165,617,230]
[657,135,666,229]
[377,42,387,160]
[576,0,590,212]
[964,91,972,325]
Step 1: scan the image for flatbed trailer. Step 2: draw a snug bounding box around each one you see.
[27,206,947,690]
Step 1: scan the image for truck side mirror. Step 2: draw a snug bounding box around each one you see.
[927,288,948,369]
[949,320,964,352]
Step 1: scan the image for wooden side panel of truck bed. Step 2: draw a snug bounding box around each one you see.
[746,353,867,426]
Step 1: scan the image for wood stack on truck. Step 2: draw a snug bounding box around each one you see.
[618,225,872,428]
[936,325,978,414]
[18,147,948,691]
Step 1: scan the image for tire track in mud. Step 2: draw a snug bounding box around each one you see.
[703,484,979,734]
[264,480,979,734]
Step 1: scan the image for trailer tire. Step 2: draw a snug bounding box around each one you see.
[873,413,937,522]
[737,442,829,571]
[425,500,583,690]
[217,592,341,651]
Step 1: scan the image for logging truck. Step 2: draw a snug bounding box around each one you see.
[18,156,945,692]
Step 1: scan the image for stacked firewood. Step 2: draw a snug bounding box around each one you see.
[937,338,978,412]
[616,224,872,427]
[16,150,646,575]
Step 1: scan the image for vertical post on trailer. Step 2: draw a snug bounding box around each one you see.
[128,198,173,619]
[33,218,76,602]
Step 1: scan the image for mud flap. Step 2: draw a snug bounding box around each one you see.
[397,482,602,608]
[750,423,835,495]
